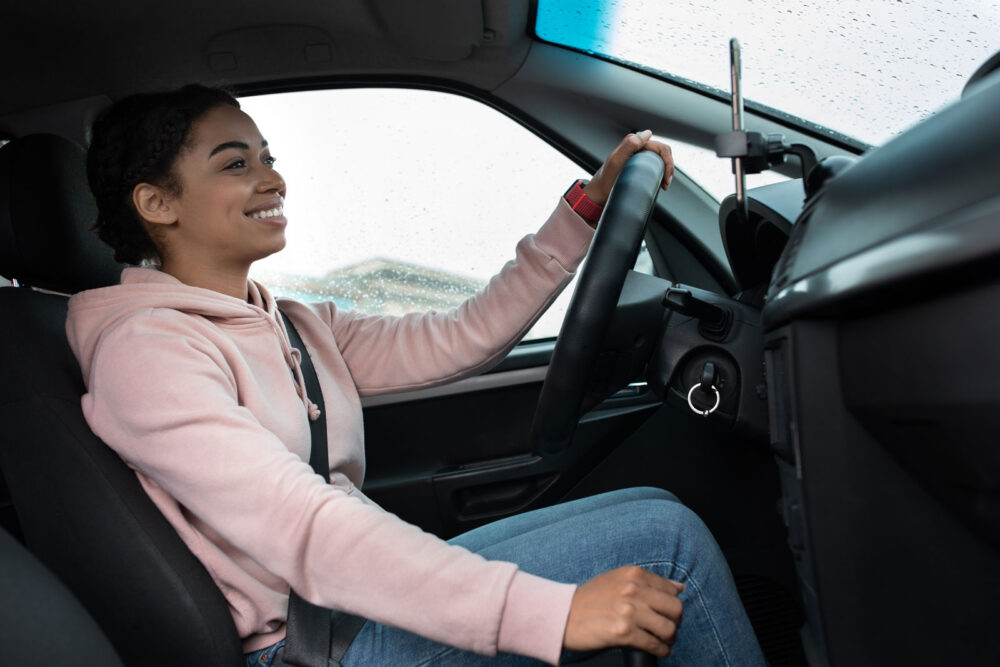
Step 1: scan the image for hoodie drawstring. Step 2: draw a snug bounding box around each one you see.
[288,347,322,421]
[268,315,321,422]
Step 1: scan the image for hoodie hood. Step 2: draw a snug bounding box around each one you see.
[68,267,272,375]
[67,267,320,420]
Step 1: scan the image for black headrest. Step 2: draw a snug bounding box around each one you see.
[0,134,124,293]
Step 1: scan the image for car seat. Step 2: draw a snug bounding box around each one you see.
[0,526,125,666]
[0,133,659,667]
[0,134,246,667]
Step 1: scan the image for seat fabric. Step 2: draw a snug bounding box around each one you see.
[0,526,125,667]
[0,134,244,667]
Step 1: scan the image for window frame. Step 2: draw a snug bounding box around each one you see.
[236,77,739,322]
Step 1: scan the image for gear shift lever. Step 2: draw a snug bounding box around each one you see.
[623,648,658,666]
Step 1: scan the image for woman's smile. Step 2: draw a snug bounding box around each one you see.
[245,196,286,226]
[154,105,289,269]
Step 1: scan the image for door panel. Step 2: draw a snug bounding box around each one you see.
[361,354,806,665]
[361,363,660,538]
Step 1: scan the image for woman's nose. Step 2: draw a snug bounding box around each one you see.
[258,166,286,194]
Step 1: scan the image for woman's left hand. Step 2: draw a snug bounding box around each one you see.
[582,130,674,206]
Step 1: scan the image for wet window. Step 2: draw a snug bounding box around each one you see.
[537,0,1000,145]
[241,88,590,341]
[667,137,788,203]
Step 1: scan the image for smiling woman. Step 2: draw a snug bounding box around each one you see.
[131,104,289,300]
[60,83,767,667]
[2,0,997,665]
[87,87,243,266]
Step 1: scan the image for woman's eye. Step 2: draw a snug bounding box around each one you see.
[263,155,277,166]
[224,159,246,170]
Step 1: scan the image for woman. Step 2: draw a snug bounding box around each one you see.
[67,85,765,665]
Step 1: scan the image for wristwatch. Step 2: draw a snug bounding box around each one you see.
[563,179,604,225]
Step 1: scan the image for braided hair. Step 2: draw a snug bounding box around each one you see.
[87,85,240,265]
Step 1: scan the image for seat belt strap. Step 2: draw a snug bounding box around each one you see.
[329,612,367,663]
[278,310,365,667]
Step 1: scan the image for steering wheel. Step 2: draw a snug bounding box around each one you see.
[530,151,665,457]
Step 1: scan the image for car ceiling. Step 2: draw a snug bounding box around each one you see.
[2,0,531,117]
[3,0,865,295]
[3,0,856,157]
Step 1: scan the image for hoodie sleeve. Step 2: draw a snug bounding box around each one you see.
[81,313,575,664]
[314,199,595,396]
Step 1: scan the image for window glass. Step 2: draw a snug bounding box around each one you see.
[537,0,1000,146]
[667,138,790,203]
[241,88,590,341]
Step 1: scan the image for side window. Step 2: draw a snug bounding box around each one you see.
[241,88,589,341]
[664,137,791,203]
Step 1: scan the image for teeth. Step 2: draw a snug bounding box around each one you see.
[249,206,283,219]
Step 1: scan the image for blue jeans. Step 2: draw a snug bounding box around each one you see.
[245,488,766,666]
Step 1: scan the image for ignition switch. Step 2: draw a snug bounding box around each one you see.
[687,360,722,417]
[701,360,719,388]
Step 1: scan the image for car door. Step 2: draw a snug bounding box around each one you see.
[242,85,804,665]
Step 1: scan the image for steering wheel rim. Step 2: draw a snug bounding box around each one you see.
[530,151,665,457]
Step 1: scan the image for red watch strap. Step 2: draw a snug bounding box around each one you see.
[563,179,604,224]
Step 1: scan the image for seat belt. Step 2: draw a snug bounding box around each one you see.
[277,311,656,667]
[277,310,366,667]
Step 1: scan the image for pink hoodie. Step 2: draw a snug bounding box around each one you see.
[65,200,594,664]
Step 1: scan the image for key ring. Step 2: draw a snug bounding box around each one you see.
[687,382,720,417]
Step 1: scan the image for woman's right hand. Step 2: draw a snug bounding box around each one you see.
[563,566,685,658]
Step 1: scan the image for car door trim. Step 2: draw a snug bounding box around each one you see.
[360,365,548,408]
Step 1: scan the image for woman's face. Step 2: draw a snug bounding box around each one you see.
[157,104,288,268]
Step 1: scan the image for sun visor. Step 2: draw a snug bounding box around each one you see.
[373,0,484,61]
[206,25,337,76]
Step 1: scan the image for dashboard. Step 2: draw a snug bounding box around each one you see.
[754,69,1000,666]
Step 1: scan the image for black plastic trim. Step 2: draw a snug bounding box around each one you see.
[763,74,1000,328]
[763,194,1000,329]
[492,340,554,373]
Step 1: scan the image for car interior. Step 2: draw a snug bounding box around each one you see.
[2,1,999,666]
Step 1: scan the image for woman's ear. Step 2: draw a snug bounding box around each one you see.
[132,183,177,227]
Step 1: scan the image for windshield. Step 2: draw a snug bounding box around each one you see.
[536,0,1000,146]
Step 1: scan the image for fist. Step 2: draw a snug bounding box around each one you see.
[583,131,675,206]
[563,565,685,658]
